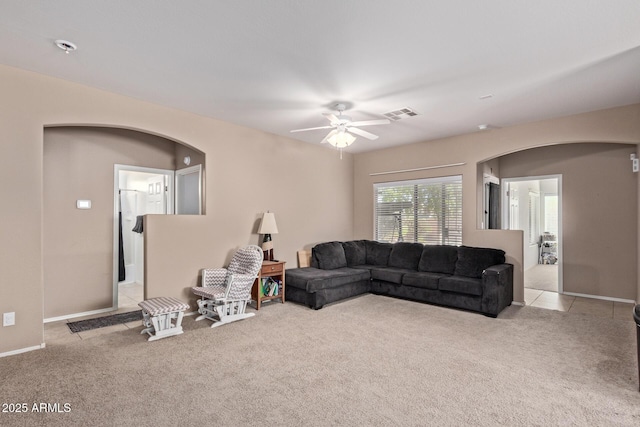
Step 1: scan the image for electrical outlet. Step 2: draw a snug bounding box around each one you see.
[3,312,15,326]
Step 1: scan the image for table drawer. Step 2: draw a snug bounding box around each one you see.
[261,264,283,275]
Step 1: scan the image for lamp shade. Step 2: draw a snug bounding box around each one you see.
[258,212,278,234]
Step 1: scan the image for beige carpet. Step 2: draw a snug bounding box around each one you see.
[525,264,558,292]
[1,294,639,426]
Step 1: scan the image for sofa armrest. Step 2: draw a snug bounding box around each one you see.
[484,263,512,277]
[481,263,513,316]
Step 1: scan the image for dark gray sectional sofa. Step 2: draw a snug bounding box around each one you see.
[285,240,513,317]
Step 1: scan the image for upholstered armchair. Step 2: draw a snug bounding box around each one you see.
[192,245,263,328]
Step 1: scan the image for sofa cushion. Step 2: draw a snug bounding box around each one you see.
[419,245,458,274]
[402,272,449,290]
[454,246,506,278]
[312,241,348,270]
[285,267,371,292]
[342,240,367,266]
[438,276,483,296]
[388,242,423,270]
[365,241,393,266]
[307,268,371,292]
[371,267,413,285]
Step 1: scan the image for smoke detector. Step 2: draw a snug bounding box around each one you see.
[55,39,77,54]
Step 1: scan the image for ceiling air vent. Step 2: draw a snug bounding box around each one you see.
[382,107,419,121]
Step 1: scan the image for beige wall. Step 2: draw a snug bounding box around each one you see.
[498,143,637,300]
[1,61,640,356]
[145,130,356,307]
[353,104,640,305]
[43,127,177,318]
[0,64,353,355]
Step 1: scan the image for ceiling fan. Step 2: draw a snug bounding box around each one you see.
[290,103,390,148]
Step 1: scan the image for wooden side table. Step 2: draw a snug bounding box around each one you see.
[252,260,286,310]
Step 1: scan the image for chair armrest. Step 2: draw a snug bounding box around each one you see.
[223,272,257,300]
[202,268,228,287]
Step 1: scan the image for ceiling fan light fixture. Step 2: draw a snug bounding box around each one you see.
[327,131,356,148]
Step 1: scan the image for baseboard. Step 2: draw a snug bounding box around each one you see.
[562,292,635,304]
[44,307,115,323]
[511,301,525,306]
[0,343,45,359]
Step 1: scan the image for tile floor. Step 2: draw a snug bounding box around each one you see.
[44,282,144,344]
[524,263,634,319]
[118,282,144,309]
[525,288,633,320]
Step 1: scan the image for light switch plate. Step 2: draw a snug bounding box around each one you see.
[76,200,92,209]
[3,312,15,326]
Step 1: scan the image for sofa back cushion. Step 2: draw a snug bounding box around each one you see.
[388,242,423,270]
[365,241,393,266]
[418,245,458,274]
[342,240,367,266]
[454,246,506,278]
[312,241,348,270]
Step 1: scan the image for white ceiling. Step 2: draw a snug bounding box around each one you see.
[2,1,640,153]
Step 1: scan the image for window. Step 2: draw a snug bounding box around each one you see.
[374,176,462,245]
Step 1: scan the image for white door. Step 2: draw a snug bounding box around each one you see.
[147,175,166,214]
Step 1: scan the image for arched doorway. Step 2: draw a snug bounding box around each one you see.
[43,126,204,322]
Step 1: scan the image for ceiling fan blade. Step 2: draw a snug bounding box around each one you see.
[348,127,379,140]
[320,129,338,144]
[322,112,340,123]
[290,125,333,133]
[349,119,390,127]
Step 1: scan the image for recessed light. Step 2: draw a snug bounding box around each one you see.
[479,94,493,100]
[55,39,77,54]
[478,124,489,130]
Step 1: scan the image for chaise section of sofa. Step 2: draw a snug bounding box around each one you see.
[285,241,372,309]
[285,240,513,316]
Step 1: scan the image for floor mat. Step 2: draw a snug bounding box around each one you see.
[67,310,142,333]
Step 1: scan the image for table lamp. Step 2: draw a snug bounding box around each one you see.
[258,211,278,261]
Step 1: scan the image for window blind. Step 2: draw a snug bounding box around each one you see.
[374,176,462,245]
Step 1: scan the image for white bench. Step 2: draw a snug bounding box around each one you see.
[138,297,190,341]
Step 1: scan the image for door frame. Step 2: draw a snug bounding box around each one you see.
[113,164,175,309]
[501,174,563,294]
[482,173,500,229]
